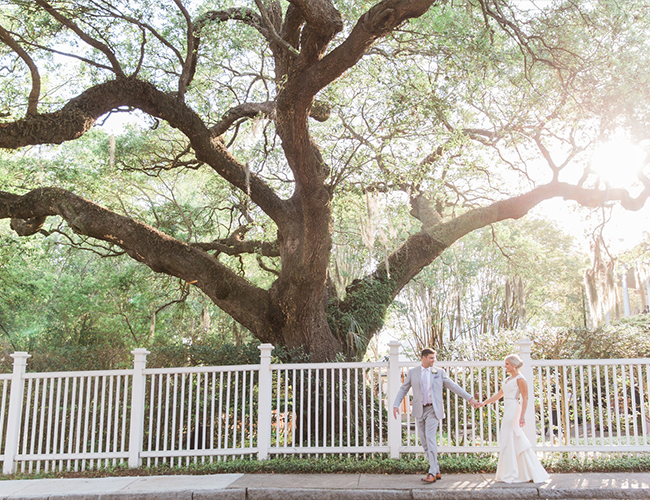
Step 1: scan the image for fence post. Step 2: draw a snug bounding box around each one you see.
[128,348,150,468]
[388,340,402,459]
[2,352,31,474]
[517,338,537,446]
[257,343,274,460]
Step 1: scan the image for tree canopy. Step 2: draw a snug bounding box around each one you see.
[1,0,649,361]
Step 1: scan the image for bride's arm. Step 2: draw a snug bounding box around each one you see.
[478,388,503,407]
[517,378,528,427]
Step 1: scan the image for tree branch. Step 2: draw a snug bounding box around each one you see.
[0,187,272,336]
[211,99,330,137]
[153,284,190,316]
[0,78,291,228]
[174,0,198,98]
[211,101,277,137]
[46,227,127,258]
[299,0,437,97]
[193,238,279,257]
[192,225,279,257]
[429,182,650,252]
[254,0,299,57]
[13,38,114,72]
[0,25,40,116]
[288,0,342,38]
[34,0,125,78]
[339,179,650,343]
[257,255,280,276]
[101,10,184,66]
[280,4,303,50]
[194,8,267,39]
[286,0,343,73]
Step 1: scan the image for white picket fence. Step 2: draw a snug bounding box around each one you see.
[0,339,649,474]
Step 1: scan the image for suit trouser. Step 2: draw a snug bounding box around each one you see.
[416,405,440,474]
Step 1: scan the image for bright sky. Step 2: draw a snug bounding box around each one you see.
[532,199,650,256]
[534,135,650,256]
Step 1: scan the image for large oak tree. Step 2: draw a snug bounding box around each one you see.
[1,0,649,361]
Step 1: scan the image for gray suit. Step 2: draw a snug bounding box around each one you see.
[393,365,472,475]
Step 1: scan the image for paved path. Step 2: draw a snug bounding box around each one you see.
[0,472,649,499]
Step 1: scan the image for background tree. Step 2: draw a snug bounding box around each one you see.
[1,0,649,361]
[394,217,589,356]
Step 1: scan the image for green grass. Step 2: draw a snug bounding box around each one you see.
[3,452,650,480]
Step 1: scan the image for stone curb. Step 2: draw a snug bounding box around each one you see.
[243,487,650,500]
[193,490,246,500]
[412,489,539,500]
[4,486,650,500]
[539,488,650,499]
[9,492,196,500]
[248,488,411,500]
[4,491,243,500]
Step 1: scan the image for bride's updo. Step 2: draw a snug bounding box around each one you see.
[505,354,523,369]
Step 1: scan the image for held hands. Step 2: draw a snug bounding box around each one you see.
[395,402,481,416]
[394,399,488,416]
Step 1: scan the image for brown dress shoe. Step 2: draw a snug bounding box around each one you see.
[436,473,442,480]
[421,473,436,483]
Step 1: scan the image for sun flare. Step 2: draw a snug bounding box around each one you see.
[590,136,647,188]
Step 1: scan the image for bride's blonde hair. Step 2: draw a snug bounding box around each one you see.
[505,354,523,369]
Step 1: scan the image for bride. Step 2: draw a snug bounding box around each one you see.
[479,354,550,483]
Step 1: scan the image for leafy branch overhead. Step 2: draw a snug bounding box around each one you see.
[0,0,649,360]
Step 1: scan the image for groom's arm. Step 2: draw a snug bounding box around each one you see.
[441,370,479,408]
[392,369,413,418]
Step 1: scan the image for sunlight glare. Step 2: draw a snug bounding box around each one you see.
[590,136,647,188]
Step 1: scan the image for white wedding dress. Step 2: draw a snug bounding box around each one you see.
[495,374,550,483]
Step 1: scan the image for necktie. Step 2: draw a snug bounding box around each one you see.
[423,368,430,405]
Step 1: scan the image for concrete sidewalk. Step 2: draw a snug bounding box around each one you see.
[0,472,649,499]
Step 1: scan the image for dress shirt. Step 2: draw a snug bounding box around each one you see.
[421,366,430,405]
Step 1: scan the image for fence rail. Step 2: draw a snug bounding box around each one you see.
[1,340,649,473]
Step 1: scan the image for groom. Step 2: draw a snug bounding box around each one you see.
[393,348,479,483]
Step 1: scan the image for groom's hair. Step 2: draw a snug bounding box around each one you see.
[421,348,436,358]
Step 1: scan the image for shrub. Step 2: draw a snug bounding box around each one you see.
[438,317,650,362]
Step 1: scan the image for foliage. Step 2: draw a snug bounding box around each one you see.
[146,338,263,369]
[5,452,650,480]
[394,217,589,356]
[327,273,397,358]
[0,336,265,373]
[436,314,650,362]
[531,319,650,360]
[0,125,269,368]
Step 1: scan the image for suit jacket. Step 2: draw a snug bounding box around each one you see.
[393,365,472,419]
